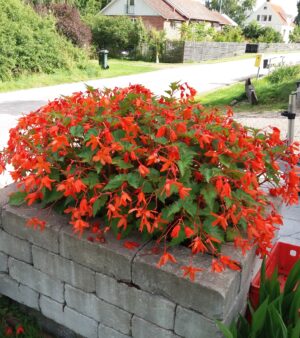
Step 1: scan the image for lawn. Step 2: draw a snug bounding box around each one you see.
[0,59,180,93]
[198,65,300,113]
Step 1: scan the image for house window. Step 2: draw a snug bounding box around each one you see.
[129,0,135,5]
[262,15,268,21]
[264,6,267,9]
[257,15,260,21]
[268,15,272,21]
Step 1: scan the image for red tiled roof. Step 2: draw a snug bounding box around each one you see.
[143,0,185,20]
[270,4,288,25]
[165,0,220,22]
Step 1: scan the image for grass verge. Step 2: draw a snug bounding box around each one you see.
[0,59,178,93]
[198,65,300,113]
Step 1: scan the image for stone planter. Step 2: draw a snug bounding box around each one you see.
[0,185,257,338]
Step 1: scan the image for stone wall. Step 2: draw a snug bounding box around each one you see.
[0,185,257,338]
[257,43,300,53]
[183,42,247,62]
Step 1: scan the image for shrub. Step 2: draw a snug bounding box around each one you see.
[36,3,92,47]
[88,15,147,57]
[214,26,245,42]
[243,21,283,43]
[267,65,300,84]
[289,25,300,43]
[0,83,299,277]
[0,0,87,81]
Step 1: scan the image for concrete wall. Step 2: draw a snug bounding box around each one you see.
[0,185,257,338]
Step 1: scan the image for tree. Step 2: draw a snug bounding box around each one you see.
[290,26,300,43]
[295,1,300,26]
[206,0,256,25]
[243,21,283,43]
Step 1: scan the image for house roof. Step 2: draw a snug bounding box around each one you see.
[270,3,288,25]
[143,0,185,21]
[164,0,220,22]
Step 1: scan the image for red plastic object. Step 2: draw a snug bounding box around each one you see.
[250,242,300,308]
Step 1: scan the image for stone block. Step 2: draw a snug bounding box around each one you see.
[0,184,17,227]
[132,244,240,320]
[60,227,144,282]
[40,296,98,338]
[32,246,95,293]
[174,306,221,338]
[96,272,175,329]
[0,252,8,272]
[98,324,131,338]
[2,204,67,253]
[0,273,39,310]
[0,230,32,263]
[132,316,180,338]
[8,257,64,303]
[65,285,131,335]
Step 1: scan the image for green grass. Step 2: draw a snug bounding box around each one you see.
[0,59,179,93]
[198,66,300,113]
[0,296,45,337]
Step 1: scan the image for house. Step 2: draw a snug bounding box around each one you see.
[100,0,235,40]
[245,0,294,43]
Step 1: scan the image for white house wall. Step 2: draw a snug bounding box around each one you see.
[245,1,293,43]
[101,0,159,16]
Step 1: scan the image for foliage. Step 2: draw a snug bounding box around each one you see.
[206,0,256,25]
[180,22,216,42]
[35,3,92,47]
[214,26,244,42]
[295,1,300,26]
[0,297,42,337]
[243,21,283,43]
[0,0,88,81]
[0,83,299,278]
[217,259,300,338]
[147,29,166,63]
[267,65,300,84]
[88,15,147,57]
[290,25,300,43]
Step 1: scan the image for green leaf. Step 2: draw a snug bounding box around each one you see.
[78,148,94,163]
[163,200,184,219]
[203,217,225,243]
[251,297,269,336]
[40,189,64,208]
[199,166,223,183]
[177,146,195,177]
[103,174,127,191]
[182,198,197,218]
[9,191,27,206]
[93,195,108,217]
[142,181,154,193]
[267,304,288,338]
[219,154,231,168]
[284,259,300,296]
[112,157,134,169]
[215,321,234,338]
[127,172,143,189]
[82,172,99,188]
[70,125,84,137]
[201,184,217,210]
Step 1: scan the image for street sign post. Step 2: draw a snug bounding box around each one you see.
[254,54,263,79]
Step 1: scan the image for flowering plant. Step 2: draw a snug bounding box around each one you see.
[0,83,298,279]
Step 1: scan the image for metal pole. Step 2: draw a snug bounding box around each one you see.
[287,94,297,145]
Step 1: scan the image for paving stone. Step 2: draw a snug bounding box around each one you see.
[40,296,98,338]
[33,246,96,292]
[60,226,144,282]
[0,251,8,272]
[98,323,131,338]
[65,285,131,335]
[132,243,240,320]
[96,272,175,329]
[281,204,300,222]
[2,203,66,253]
[8,257,64,302]
[0,230,32,263]
[0,273,39,310]
[132,316,180,338]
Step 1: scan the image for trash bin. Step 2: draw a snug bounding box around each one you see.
[263,59,269,69]
[99,50,109,69]
[245,44,259,53]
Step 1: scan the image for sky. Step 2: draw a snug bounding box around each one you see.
[255,0,298,15]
